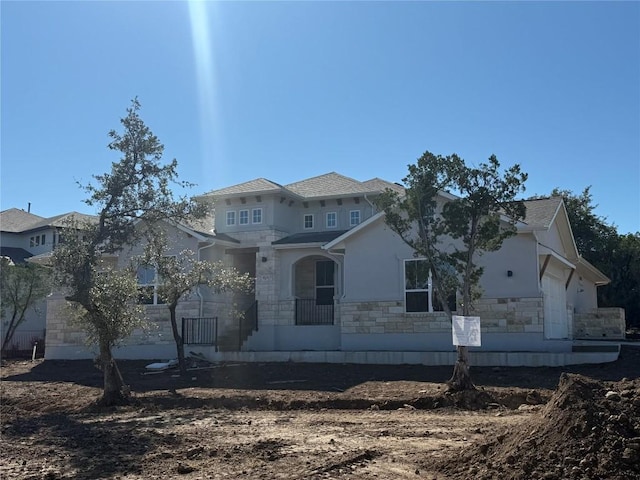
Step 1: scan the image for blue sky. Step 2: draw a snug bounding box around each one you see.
[2,1,639,234]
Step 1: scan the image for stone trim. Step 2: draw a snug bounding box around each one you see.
[573,308,626,339]
[339,297,544,335]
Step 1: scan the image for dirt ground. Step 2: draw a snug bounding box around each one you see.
[1,346,639,480]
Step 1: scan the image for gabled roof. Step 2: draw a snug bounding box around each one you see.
[202,178,285,198]
[179,214,216,238]
[521,197,563,229]
[0,208,45,233]
[285,172,376,199]
[22,212,98,233]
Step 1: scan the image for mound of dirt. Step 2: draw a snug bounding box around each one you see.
[432,373,640,480]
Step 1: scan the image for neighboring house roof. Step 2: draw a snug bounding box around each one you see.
[0,208,45,233]
[521,197,563,229]
[0,246,33,264]
[272,230,349,246]
[22,212,97,233]
[202,178,286,198]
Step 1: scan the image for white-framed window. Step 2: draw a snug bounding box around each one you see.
[252,208,263,224]
[29,234,45,247]
[226,211,236,226]
[350,210,361,226]
[304,214,314,229]
[404,259,456,313]
[136,264,166,305]
[326,212,337,228]
[239,209,249,225]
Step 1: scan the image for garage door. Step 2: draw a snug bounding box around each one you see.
[542,273,568,339]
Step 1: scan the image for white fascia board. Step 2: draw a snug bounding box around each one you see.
[322,212,385,251]
[576,256,610,285]
[538,244,576,270]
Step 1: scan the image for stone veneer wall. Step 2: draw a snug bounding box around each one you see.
[573,308,626,339]
[46,291,232,353]
[229,229,288,327]
[339,297,544,334]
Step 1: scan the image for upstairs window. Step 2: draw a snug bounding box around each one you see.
[326,212,337,228]
[226,211,236,226]
[239,209,249,225]
[29,234,45,247]
[252,208,262,224]
[350,210,361,226]
[304,214,314,229]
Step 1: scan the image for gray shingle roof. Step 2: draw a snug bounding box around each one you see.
[201,172,404,202]
[272,230,349,245]
[22,212,98,233]
[285,172,376,199]
[0,209,45,233]
[202,178,284,198]
[522,197,563,229]
[361,178,405,195]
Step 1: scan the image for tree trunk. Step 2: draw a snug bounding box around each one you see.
[169,305,187,376]
[97,340,128,406]
[447,282,476,391]
[447,345,476,391]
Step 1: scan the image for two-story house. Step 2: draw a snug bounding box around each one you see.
[193,172,622,366]
[0,208,95,352]
[38,172,624,366]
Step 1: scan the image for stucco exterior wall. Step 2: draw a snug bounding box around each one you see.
[340,221,415,302]
[477,233,539,298]
[567,274,599,313]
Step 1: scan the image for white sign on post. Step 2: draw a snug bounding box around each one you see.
[452,315,481,347]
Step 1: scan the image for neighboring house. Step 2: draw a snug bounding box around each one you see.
[40,172,626,365]
[0,208,94,351]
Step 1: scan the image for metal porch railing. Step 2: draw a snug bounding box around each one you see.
[295,298,334,325]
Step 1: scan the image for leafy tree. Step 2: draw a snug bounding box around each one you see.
[607,233,640,328]
[444,156,527,390]
[550,187,617,260]
[141,234,253,376]
[378,152,527,391]
[0,258,51,353]
[52,99,205,406]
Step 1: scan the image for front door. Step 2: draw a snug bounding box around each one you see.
[315,260,335,305]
